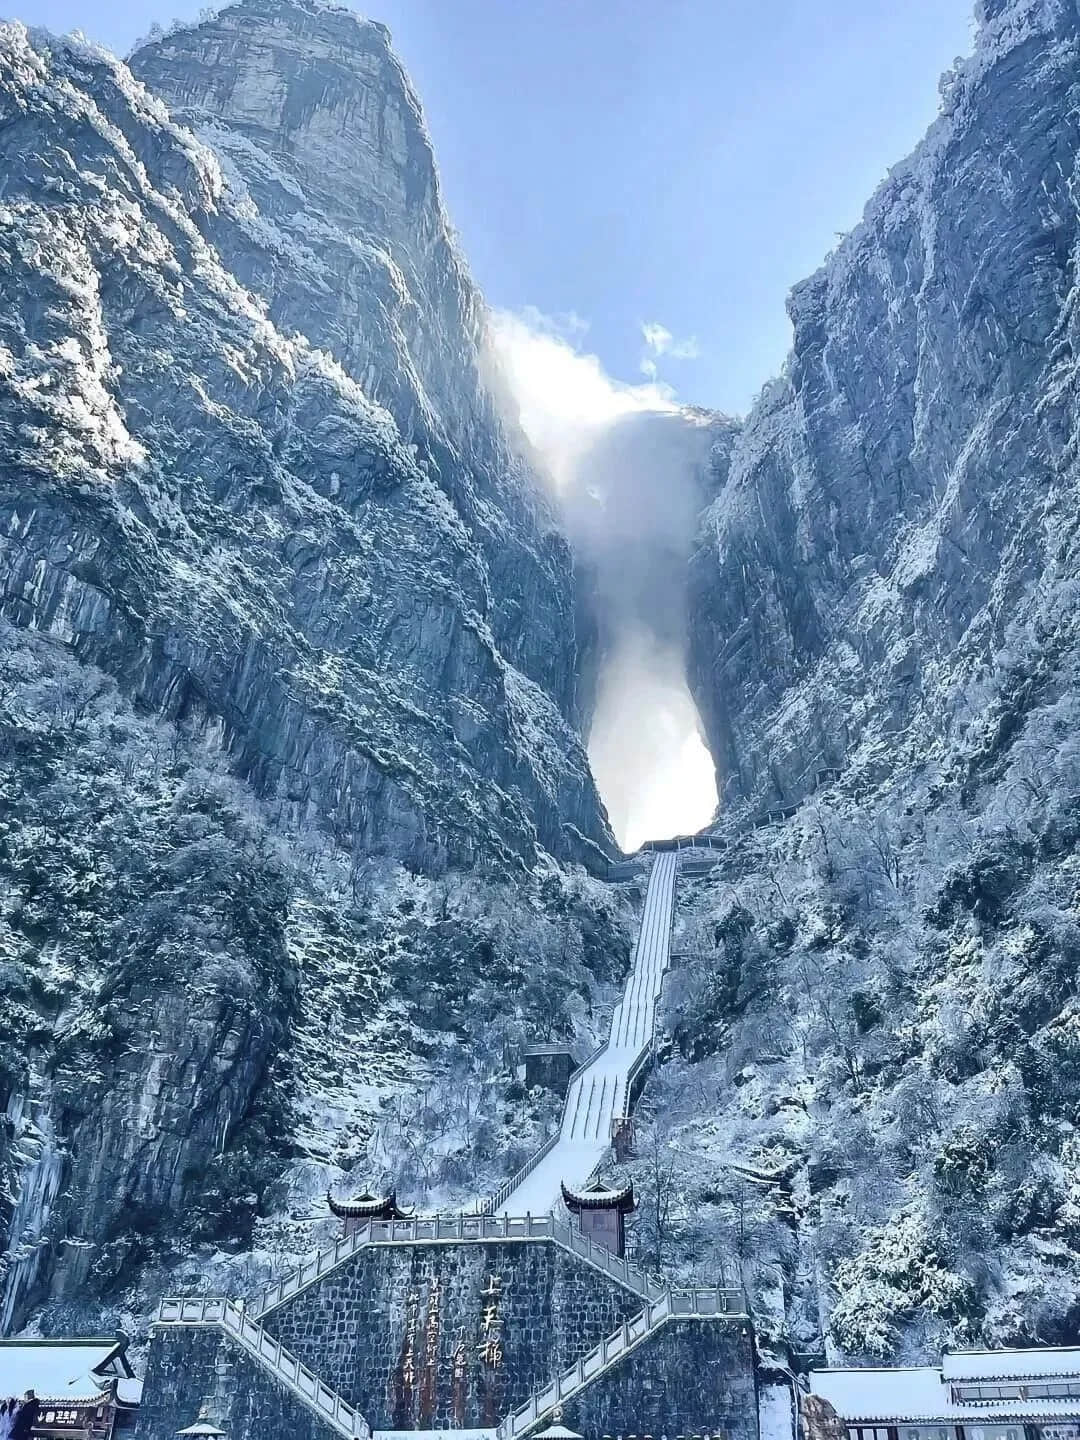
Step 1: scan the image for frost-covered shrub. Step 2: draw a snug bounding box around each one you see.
[929,836,1034,928]
[932,1127,992,1196]
[828,1207,975,1358]
[1017,1003,1080,1124]
[665,903,771,1061]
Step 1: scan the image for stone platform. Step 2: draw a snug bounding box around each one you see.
[134,1221,757,1440]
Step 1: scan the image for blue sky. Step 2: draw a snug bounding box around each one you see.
[16,0,976,414]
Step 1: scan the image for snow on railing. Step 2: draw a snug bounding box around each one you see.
[251,1220,372,1316]
[547,1214,665,1300]
[156,1296,369,1439]
[247,1211,660,1321]
[495,1286,746,1440]
[640,834,727,853]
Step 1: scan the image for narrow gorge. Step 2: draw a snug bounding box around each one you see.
[1,0,1079,1379]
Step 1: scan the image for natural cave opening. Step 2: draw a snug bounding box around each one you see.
[487,317,720,852]
[560,410,720,852]
[587,629,718,852]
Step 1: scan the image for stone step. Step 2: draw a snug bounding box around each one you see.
[156,1296,369,1439]
[496,1288,747,1440]
[487,851,679,1219]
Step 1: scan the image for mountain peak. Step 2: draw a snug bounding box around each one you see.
[131,0,435,236]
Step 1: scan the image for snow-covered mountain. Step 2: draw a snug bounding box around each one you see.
[0,0,622,1337]
[1,0,609,874]
[615,0,1080,1362]
[3,0,1080,1371]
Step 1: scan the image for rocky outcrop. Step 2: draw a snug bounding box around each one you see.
[689,0,1080,817]
[0,2,622,1337]
[0,622,297,1333]
[0,606,624,1340]
[644,0,1080,1358]
[0,2,610,874]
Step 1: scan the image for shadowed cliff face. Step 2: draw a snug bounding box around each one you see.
[0,0,610,876]
[0,0,618,1336]
[688,0,1080,817]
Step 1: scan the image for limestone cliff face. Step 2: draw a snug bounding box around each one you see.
[0,0,609,875]
[0,2,618,1337]
[689,0,1080,815]
[648,0,1080,1356]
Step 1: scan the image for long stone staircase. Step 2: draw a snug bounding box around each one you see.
[487,850,679,1216]
[151,846,749,1440]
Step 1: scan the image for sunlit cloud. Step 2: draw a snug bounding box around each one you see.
[639,320,701,379]
[485,305,718,850]
[487,306,675,490]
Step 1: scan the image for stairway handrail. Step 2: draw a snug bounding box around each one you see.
[251,1216,373,1317]
[494,1284,746,1440]
[481,1131,561,1217]
[156,1296,369,1439]
[245,1207,660,1321]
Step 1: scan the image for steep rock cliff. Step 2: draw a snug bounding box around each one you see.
[689,0,1079,815]
[0,3,621,1337]
[645,0,1080,1359]
[0,1,610,874]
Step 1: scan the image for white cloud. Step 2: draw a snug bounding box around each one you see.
[639,320,700,378]
[484,304,719,851]
[641,321,674,354]
[486,306,675,490]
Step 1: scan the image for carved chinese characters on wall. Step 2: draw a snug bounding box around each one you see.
[451,1328,469,1427]
[392,1288,423,1427]
[418,1277,441,1423]
[389,1269,508,1427]
[479,1273,504,1426]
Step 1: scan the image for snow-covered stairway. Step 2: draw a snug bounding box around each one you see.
[155,1296,369,1438]
[489,850,679,1216]
[495,1286,746,1440]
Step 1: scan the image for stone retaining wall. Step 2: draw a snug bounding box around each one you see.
[260,1239,643,1428]
[561,1319,758,1440]
[134,1324,341,1440]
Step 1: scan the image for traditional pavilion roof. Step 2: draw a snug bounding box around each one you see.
[561,1177,635,1213]
[327,1187,413,1220]
[0,1338,133,1405]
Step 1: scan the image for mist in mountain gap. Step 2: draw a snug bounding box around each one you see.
[488,310,719,850]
